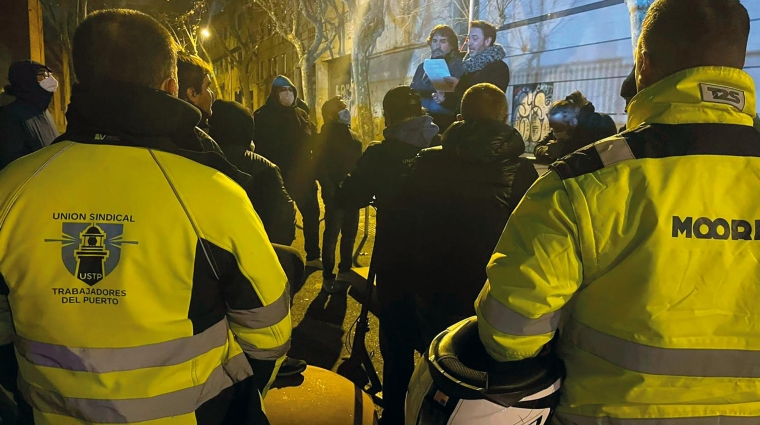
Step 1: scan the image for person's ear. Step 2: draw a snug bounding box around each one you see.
[486,37,494,47]
[161,77,178,97]
[635,44,652,91]
[186,87,199,103]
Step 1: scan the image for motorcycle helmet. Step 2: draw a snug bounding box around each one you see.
[406,317,564,425]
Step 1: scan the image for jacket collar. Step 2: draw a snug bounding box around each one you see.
[58,82,251,187]
[63,82,202,148]
[627,66,756,129]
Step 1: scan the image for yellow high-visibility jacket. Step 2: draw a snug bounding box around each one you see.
[0,139,291,424]
[476,66,760,424]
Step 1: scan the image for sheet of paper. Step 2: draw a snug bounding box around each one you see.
[423,59,453,92]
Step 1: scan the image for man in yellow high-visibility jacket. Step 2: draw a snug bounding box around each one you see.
[0,9,291,425]
[476,0,760,423]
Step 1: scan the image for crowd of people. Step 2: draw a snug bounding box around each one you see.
[0,0,759,424]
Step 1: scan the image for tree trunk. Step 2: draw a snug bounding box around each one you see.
[351,0,386,145]
[240,67,253,109]
[300,60,317,119]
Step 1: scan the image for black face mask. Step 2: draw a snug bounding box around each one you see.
[4,60,54,111]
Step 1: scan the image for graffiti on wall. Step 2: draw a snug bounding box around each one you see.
[512,83,554,153]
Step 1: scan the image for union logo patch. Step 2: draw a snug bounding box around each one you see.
[45,223,138,286]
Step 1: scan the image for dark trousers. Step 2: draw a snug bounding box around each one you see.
[291,182,321,261]
[377,273,418,425]
[321,193,359,279]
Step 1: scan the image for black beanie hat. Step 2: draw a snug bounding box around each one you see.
[208,99,254,148]
[4,60,53,110]
[5,60,48,95]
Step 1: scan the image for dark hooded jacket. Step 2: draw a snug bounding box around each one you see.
[407,120,538,314]
[442,45,511,113]
[533,104,618,164]
[0,60,59,170]
[411,51,464,132]
[209,99,296,246]
[314,121,363,201]
[335,115,439,271]
[253,76,316,198]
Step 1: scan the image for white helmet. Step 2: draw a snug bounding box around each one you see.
[405,317,563,425]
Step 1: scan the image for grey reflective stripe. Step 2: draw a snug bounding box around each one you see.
[479,293,560,336]
[238,338,291,361]
[227,287,290,329]
[566,319,760,378]
[19,353,252,423]
[16,320,229,373]
[557,412,760,425]
[595,137,635,167]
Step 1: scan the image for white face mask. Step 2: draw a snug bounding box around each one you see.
[39,76,58,93]
[278,90,295,107]
[338,108,351,124]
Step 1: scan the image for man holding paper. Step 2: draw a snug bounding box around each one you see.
[439,21,510,114]
[411,25,463,133]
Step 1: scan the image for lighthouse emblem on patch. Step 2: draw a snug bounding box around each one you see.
[45,223,138,286]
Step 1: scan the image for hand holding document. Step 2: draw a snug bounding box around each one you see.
[423,59,455,92]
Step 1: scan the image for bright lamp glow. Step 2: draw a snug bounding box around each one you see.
[201,28,211,39]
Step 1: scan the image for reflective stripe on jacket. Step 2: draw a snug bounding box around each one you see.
[0,142,291,424]
[475,66,760,423]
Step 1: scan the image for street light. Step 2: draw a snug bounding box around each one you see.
[201,28,211,39]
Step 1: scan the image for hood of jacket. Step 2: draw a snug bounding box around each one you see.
[4,60,54,111]
[441,120,525,163]
[462,44,507,74]
[267,75,300,108]
[60,81,251,187]
[383,115,439,149]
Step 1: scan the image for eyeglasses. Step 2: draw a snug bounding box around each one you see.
[36,70,52,78]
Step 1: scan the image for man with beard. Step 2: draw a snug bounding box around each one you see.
[440,21,510,113]
[411,25,463,133]
[254,76,322,268]
[0,60,60,169]
[407,83,538,349]
[336,86,439,425]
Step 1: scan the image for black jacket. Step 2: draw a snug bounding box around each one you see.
[534,109,618,164]
[224,144,296,246]
[407,120,538,314]
[443,60,510,113]
[315,121,363,201]
[253,93,316,198]
[411,52,464,133]
[0,99,59,170]
[335,138,421,272]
